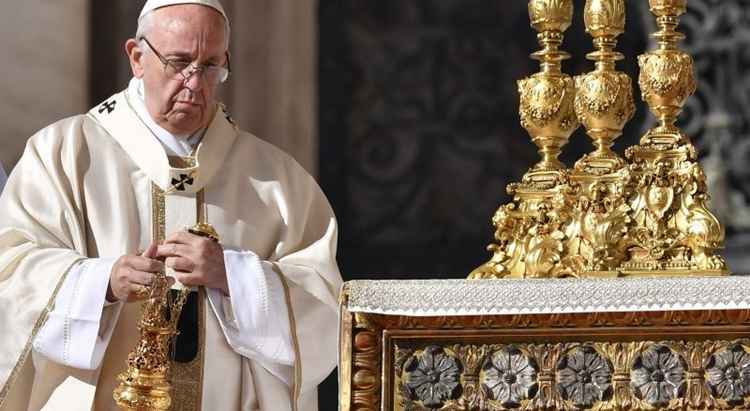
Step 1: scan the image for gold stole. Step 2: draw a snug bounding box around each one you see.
[152,155,207,411]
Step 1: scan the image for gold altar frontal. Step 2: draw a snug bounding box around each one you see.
[339,277,750,410]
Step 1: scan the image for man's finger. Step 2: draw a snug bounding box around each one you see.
[164,230,201,247]
[141,243,159,259]
[165,256,195,272]
[129,256,165,273]
[173,272,199,287]
[127,270,156,285]
[156,243,192,258]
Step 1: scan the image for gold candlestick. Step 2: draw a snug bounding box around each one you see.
[470,0,579,279]
[621,0,728,275]
[574,0,634,175]
[470,0,730,280]
[638,0,694,144]
[521,0,579,176]
[560,0,635,275]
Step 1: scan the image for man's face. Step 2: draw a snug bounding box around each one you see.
[127,5,227,136]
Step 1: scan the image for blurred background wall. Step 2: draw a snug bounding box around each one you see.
[2,0,750,409]
[0,0,89,171]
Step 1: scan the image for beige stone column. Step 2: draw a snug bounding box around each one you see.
[222,0,319,176]
[0,1,89,172]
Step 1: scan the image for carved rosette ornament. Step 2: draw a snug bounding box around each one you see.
[480,346,539,408]
[630,344,687,407]
[705,344,750,406]
[388,340,750,410]
[556,345,613,408]
[470,0,579,279]
[401,346,462,409]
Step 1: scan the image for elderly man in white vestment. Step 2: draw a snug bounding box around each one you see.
[0,1,342,410]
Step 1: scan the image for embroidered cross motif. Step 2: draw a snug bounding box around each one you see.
[171,174,195,191]
[98,100,117,114]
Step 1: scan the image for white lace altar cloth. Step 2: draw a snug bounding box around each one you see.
[344,275,750,316]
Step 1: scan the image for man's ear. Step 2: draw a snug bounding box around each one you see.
[125,39,145,78]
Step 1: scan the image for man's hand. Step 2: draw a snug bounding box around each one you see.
[157,231,228,295]
[107,244,166,302]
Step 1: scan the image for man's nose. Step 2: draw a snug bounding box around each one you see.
[182,68,205,91]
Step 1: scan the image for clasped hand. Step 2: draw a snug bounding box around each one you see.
[107,231,228,302]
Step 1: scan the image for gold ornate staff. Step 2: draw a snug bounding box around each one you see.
[113,216,219,410]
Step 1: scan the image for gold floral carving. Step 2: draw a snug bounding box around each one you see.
[471,0,727,279]
[648,0,687,19]
[638,53,695,120]
[621,0,726,276]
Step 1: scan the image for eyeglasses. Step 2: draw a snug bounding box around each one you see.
[140,36,231,84]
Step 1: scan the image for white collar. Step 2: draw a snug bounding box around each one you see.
[91,88,238,192]
[127,77,204,157]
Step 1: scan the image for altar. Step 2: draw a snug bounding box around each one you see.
[338,0,750,410]
[339,277,750,410]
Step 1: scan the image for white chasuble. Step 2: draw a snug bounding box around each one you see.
[0,89,342,411]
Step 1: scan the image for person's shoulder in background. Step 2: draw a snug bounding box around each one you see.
[0,159,7,192]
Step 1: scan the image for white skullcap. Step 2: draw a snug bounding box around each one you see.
[139,0,228,23]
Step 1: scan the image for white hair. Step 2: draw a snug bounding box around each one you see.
[135,7,231,49]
